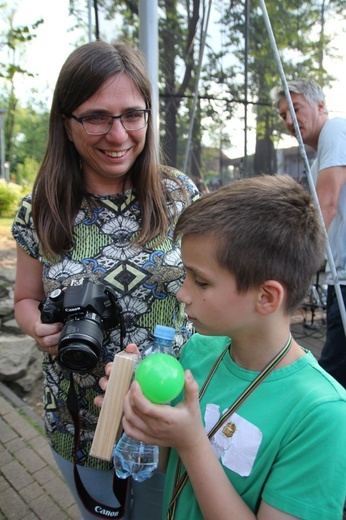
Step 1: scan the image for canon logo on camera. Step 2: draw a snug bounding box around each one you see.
[94,506,119,517]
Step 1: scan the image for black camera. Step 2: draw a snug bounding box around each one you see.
[39,279,122,373]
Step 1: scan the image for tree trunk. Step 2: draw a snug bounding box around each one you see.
[253,113,277,175]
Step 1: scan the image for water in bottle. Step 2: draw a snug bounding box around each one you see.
[113,433,159,482]
[112,325,175,481]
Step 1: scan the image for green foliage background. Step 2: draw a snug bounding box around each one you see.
[0,0,345,188]
[0,180,29,217]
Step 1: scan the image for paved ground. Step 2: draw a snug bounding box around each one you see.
[0,383,79,519]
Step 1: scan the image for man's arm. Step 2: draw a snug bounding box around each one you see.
[316,165,346,230]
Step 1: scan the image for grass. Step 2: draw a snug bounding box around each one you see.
[0,217,14,240]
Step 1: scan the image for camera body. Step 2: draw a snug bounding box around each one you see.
[39,279,122,373]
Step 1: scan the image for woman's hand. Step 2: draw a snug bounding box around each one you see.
[13,246,62,356]
[32,320,63,356]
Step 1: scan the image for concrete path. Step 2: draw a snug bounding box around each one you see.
[0,382,79,520]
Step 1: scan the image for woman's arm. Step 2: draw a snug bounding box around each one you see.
[14,245,62,355]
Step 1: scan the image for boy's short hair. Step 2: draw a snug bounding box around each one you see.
[270,78,327,113]
[174,174,326,314]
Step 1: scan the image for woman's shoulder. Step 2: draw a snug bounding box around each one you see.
[161,167,200,202]
[18,191,33,205]
[12,192,33,223]
[11,192,39,258]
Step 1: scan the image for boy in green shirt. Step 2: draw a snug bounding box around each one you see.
[99,174,346,519]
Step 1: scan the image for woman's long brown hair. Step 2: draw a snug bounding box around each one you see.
[32,40,182,258]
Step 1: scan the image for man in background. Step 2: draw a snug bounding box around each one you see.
[271,78,346,388]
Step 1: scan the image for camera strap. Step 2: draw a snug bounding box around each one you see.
[67,374,129,518]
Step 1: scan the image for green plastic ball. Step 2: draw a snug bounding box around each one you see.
[135,354,185,404]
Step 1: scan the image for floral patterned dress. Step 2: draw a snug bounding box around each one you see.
[12,171,199,469]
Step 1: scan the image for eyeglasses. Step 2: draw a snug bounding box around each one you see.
[70,109,151,135]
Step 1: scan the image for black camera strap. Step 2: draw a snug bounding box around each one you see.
[67,373,129,518]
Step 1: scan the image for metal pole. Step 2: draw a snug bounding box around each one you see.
[139,0,159,155]
[259,0,346,338]
[183,0,212,175]
[0,108,6,180]
[0,128,4,180]
[243,0,249,176]
[88,0,93,42]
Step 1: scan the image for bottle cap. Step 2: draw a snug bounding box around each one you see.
[154,325,175,341]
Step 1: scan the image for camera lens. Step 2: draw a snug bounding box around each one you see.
[58,342,99,373]
[57,314,104,373]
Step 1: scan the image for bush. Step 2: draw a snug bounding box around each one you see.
[0,180,26,217]
[16,157,40,185]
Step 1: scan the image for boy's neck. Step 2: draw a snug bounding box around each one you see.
[229,333,303,372]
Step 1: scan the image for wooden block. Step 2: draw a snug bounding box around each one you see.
[90,351,138,461]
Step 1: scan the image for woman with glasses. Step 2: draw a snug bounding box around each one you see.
[11,40,199,519]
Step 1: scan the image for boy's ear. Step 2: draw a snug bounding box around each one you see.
[255,280,284,316]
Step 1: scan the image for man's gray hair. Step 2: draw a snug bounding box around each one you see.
[270,78,327,113]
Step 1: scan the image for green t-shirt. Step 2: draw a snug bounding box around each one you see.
[163,334,346,519]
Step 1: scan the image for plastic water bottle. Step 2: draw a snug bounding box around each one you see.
[112,431,159,482]
[112,325,176,482]
[140,324,176,359]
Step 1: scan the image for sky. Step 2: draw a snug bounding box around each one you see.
[6,0,89,100]
[3,0,346,159]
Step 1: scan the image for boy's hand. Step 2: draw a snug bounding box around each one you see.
[122,370,206,454]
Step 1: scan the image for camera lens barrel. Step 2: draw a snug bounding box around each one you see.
[57,313,104,373]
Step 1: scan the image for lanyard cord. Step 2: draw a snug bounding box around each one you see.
[166,333,293,520]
